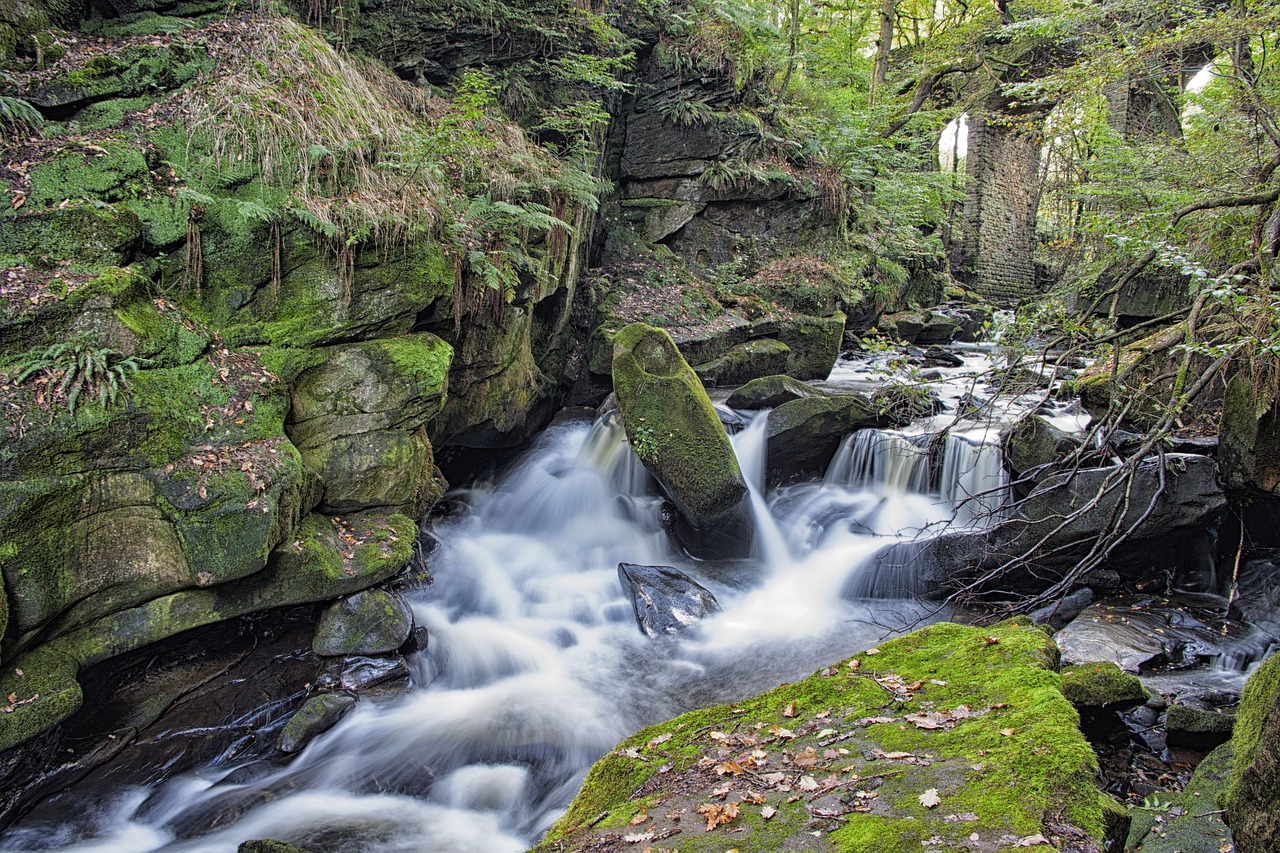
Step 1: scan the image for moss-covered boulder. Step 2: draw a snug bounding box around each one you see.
[774,312,845,380]
[1005,414,1084,489]
[611,323,749,557]
[1220,374,1280,496]
[534,620,1105,853]
[287,335,452,515]
[1060,661,1149,710]
[726,373,826,410]
[765,394,886,480]
[1224,651,1280,850]
[693,338,790,387]
[312,588,413,657]
[1165,703,1235,750]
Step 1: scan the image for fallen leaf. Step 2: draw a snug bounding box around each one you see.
[741,790,766,805]
[920,788,941,809]
[696,801,740,831]
[797,775,819,791]
[629,812,650,825]
[761,805,777,820]
[621,831,654,843]
[646,733,673,749]
[865,648,880,655]
[848,659,860,671]
[1000,728,1016,737]
[782,700,797,718]
[716,761,747,776]
[1014,834,1050,847]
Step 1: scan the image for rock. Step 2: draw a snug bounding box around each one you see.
[400,625,430,655]
[277,694,357,754]
[1029,588,1094,631]
[879,310,960,345]
[1164,703,1234,750]
[1059,662,1148,710]
[312,589,414,657]
[1230,555,1280,639]
[774,313,845,381]
[235,841,309,853]
[765,394,886,480]
[534,620,1106,853]
[922,345,964,367]
[617,563,722,638]
[337,656,411,692]
[1220,375,1280,548]
[693,338,790,387]
[1005,415,1085,487]
[287,336,453,516]
[1224,651,1280,850]
[611,323,750,557]
[725,374,826,409]
[1052,605,1171,672]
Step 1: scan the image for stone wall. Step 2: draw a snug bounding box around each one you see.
[957,113,1041,302]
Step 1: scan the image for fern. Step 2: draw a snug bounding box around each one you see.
[0,96,44,136]
[13,338,148,413]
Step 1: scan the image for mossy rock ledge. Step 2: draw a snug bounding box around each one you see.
[1224,650,1280,851]
[534,620,1107,853]
[611,323,750,558]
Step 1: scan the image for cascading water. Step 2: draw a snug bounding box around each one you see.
[0,385,1017,853]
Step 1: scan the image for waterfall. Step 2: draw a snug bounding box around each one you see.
[6,413,997,853]
[937,430,1010,526]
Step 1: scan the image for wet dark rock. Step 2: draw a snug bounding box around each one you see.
[336,656,411,692]
[1164,703,1235,750]
[312,589,414,657]
[694,338,791,387]
[726,374,826,410]
[399,625,430,655]
[765,394,888,481]
[1005,415,1085,488]
[617,563,722,638]
[922,346,964,368]
[1055,599,1248,673]
[712,403,748,433]
[1029,588,1094,631]
[238,841,311,853]
[1229,555,1280,640]
[277,694,357,754]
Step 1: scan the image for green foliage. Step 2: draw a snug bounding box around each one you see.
[628,424,659,463]
[10,337,148,412]
[0,94,43,137]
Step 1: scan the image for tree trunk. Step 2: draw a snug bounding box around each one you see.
[872,0,895,103]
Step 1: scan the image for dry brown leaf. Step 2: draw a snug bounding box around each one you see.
[1014,834,1050,847]
[741,790,766,805]
[919,788,941,809]
[715,761,747,776]
[696,801,740,831]
[797,775,819,791]
[646,733,672,749]
[782,700,797,718]
[629,812,650,826]
[761,805,777,820]
[1000,728,1015,737]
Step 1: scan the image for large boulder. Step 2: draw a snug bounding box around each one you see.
[1004,414,1085,488]
[617,563,722,638]
[765,394,886,480]
[1220,375,1280,547]
[693,339,790,387]
[611,323,750,557]
[1225,651,1280,851]
[533,620,1108,853]
[287,335,452,516]
[726,374,826,410]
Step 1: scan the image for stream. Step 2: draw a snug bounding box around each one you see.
[0,346,1259,852]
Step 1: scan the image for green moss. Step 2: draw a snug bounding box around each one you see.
[0,207,143,269]
[1223,651,1280,819]
[115,299,210,367]
[611,322,746,525]
[20,141,151,211]
[1060,661,1149,708]
[0,640,82,750]
[539,620,1103,853]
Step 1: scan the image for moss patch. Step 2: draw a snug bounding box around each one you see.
[1060,661,1148,709]
[535,620,1103,853]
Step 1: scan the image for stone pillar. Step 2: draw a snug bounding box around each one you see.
[958,113,1042,301]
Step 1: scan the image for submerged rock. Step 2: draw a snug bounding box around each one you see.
[617,563,722,638]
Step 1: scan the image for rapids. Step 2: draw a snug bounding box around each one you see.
[0,349,1126,853]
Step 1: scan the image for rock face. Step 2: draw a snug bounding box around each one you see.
[1225,651,1280,852]
[277,693,357,754]
[872,453,1227,599]
[533,620,1108,853]
[611,323,750,557]
[617,563,722,638]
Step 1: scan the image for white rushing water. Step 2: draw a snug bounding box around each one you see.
[5,356,1039,853]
